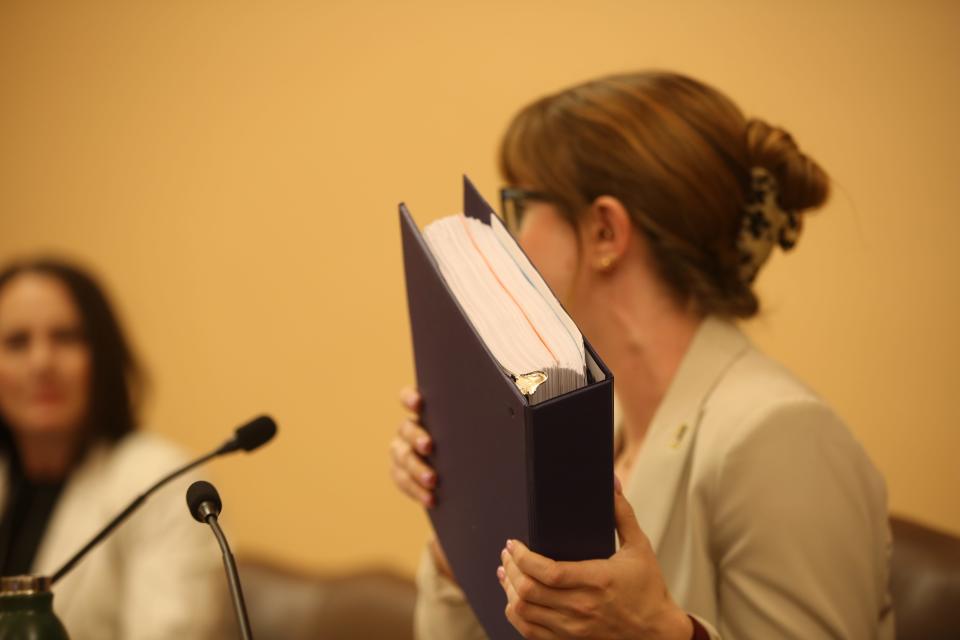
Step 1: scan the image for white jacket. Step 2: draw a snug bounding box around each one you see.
[0,432,223,640]
[415,317,893,639]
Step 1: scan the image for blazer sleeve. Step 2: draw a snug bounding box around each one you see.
[707,399,891,639]
[414,543,489,640]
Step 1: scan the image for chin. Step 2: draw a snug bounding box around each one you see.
[13,411,82,439]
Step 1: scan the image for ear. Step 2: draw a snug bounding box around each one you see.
[580,196,632,273]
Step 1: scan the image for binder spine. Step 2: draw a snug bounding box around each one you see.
[526,378,616,561]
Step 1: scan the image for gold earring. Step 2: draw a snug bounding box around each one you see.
[597,255,615,271]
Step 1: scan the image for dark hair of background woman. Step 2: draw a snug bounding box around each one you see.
[0,258,143,452]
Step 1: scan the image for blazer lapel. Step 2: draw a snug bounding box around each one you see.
[32,443,111,616]
[624,317,750,552]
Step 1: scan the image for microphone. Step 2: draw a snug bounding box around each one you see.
[49,415,277,585]
[186,481,252,640]
[216,415,277,455]
[187,481,223,522]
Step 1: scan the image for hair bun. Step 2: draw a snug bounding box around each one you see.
[745,118,829,214]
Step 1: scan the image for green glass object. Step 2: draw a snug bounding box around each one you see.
[0,576,69,640]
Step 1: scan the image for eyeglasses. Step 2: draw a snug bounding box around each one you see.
[499,187,554,234]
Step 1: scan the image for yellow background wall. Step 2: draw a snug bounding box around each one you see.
[1,0,957,576]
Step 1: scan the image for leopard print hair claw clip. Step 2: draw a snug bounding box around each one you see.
[736,167,801,283]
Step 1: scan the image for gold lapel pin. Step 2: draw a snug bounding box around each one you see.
[670,423,688,449]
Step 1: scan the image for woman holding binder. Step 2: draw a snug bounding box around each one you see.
[391,72,891,639]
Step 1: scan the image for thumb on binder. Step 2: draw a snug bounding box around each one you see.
[613,485,646,549]
[498,489,693,640]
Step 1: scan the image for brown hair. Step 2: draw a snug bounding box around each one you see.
[499,71,829,318]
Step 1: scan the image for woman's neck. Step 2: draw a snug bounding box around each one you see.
[13,433,80,483]
[584,271,701,459]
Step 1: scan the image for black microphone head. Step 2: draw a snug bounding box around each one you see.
[234,415,277,452]
[186,480,222,523]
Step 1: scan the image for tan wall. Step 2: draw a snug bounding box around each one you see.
[1,0,957,576]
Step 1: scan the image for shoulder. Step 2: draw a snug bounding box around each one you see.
[691,342,886,512]
[101,431,193,483]
[700,345,844,450]
[90,432,218,550]
[693,343,883,495]
[75,431,196,511]
[658,317,841,454]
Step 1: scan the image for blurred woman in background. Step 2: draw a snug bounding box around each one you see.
[391,72,892,639]
[0,258,221,639]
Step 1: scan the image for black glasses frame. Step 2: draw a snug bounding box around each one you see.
[499,187,554,233]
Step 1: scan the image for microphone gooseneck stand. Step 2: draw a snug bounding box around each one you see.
[49,415,277,585]
[187,481,253,640]
[50,450,218,584]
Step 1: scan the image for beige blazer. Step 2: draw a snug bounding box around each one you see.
[415,317,893,639]
[0,432,224,640]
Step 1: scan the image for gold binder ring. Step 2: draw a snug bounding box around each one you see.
[513,371,548,397]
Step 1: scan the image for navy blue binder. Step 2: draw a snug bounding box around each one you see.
[399,177,615,640]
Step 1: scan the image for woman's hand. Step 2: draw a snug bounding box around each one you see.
[497,483,693,640]
[389,387,436,508]
[389,387,456,581]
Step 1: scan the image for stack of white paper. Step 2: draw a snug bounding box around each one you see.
[423,213,586,404]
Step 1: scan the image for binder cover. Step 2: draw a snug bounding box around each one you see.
[400,177,615,640]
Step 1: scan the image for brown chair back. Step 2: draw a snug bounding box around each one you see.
[890,515,960,640]
[216,558,416,640]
